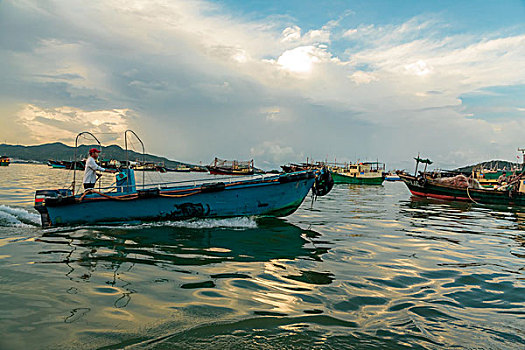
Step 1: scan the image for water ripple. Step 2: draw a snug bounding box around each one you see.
[0,167,524,349]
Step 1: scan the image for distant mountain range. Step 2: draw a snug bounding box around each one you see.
[0,142,193,168]
[454,160,523,174]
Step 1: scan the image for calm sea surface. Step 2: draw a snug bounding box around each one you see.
[0,164,524,349]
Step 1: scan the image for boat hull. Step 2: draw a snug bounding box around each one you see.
[207,167,255,176]
[385,175,401,182]
[169,169,191,172]
[399,173,525,206]
[48,160,84,170]
[37,172,316,227]
[331,172,384,185]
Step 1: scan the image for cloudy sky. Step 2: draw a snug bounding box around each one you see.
[1,0,524,170]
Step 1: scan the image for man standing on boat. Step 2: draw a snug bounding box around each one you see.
[83,148,116,190]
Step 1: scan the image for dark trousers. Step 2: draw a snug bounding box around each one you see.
[83,183,95,190]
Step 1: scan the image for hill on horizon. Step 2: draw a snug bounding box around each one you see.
[0,142,192,168]
[454,159,523,174]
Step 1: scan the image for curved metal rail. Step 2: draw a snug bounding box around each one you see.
[125,129,146,189]
[72,131,102,195]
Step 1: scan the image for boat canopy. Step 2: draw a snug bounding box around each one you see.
[414,157,433,165]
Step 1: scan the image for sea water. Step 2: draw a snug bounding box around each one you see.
[0,164,524,349]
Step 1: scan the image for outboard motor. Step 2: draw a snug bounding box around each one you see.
[116,168,136,193]
[313,167,334,197]
[34,189,73,227]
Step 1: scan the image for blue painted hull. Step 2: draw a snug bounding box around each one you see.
[37,172,316,227]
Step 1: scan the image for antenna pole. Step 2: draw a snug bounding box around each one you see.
[414,152,420,176]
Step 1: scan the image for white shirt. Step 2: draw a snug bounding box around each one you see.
[83,156,105,184]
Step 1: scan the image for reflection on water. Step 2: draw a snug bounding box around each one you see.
[39,218,327,273]
[0,216,338,349]
[0,166,524,349]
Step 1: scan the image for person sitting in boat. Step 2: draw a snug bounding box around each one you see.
[83,148,116,190]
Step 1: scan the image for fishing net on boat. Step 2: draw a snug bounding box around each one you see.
[434,175,483,189]
[497,173,520,184]
[495,173,525,191]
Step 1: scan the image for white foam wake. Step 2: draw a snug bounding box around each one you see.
[123,217,258,230]
[160,217,258,229]
[43,216,258,232]
[0,205,41,227]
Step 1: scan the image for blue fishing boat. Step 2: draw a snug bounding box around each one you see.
[34,131,333,227]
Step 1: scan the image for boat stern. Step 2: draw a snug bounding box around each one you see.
[34,189,73,227]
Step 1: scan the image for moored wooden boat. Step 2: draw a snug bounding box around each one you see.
[281,163,305,173]
[132,161,167,172]
[47,160,66,168]
[0,156,11,166]
[472,168,517,188]
[399,156,525,206]
[331,172,384,185]
[385,172,401,181]
[281,158,326,173]
[207,158,255,175]
[399,172,525,205]
[329,162,385,185]
[99,159,121,170]
[47,159,85,169]
[169,165,191,172]
[191,166,209,172]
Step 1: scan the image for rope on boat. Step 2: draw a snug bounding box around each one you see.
[78,190,138,202]
[158,191,201,198]
[466,187,480,204]
[75,176,283,203]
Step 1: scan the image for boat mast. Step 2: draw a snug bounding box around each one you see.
[414,152,420,175]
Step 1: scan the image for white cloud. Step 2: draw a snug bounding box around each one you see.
[280,26,330,45]
[16,104,132,144]
[277,46,331,74]
[281,26,301,42]
[404,60,433,76]
[304,29,331,43]
[231,49,248,63]
[349,71,377,85]
[342,28,358,37]
[2,2,525,168]
[262,107,281,121]
[250,141,297,165]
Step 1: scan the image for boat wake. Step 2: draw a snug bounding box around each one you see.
[0,205,41,227]
[153,217,258,230]
[43,217,259,233]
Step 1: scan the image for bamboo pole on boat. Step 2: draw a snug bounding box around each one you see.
[414,152,420,176]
